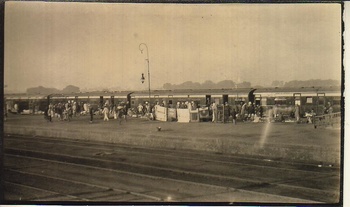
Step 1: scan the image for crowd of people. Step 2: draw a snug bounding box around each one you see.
[41,100,335,124]
[209,101,335,124]
[136,101,196,114]
[44,100,128,124]
[4,98,335,125]
[132,100,264,123]
[135,100,201,120]
[209,101,264,124]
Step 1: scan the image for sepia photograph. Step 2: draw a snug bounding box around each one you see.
[2,1,343,205]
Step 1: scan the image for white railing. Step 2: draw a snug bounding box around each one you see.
[313,112,341,129]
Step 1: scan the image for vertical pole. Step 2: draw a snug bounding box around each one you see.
[139,43,151,113]
[147,58,151,112]
[47,94,51,106]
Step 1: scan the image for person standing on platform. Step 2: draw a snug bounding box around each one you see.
[72,102,77,117]
[295,104,300,123]
[240,102,247,121]
[112,104,117,119]
[83,103,88,114]
[102,104,109,121]
[14,103,18,114]
[247,102,253,120]
[232,108,237,125]
[191,101,197,110]
[67,104,73,122]
[137,103,143,117]
[44,106,49,121]
[259,105,263,118]
[327,103,333,114]
[267,106,273,123]
[48,104,54,122]
[147,102,151,114]
[273,104,278,119]
[121,104,129,124]
[57,103,62,121]
[89,104,94,123]
[123,105,128,122]
[211,102,217,123]
[224,102,230,123]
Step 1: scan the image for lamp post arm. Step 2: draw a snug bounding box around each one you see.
[139,43,149,61]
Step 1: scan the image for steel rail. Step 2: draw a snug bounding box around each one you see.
[5,154,319,203]
[5,135,340,174]
[5,147,338,202]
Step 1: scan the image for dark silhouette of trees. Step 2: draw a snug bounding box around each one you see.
[282,79,340,87]
[201,80,216,89]
[26,86,60,94]
[236,81,251,88]
[26,85,80,94]
[216,80,236,89]
[163,83,172,90]
[62,85,80,93]
[162,80,249,90]
[271,81,284,87]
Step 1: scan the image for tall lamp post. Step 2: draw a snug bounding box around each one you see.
[139,43,151,112]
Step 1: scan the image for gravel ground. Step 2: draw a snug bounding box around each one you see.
[3,113,342,164]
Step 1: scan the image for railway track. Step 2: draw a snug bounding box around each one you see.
[3,134,340,203]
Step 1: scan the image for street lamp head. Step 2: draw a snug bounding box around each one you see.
[141,73,145,84]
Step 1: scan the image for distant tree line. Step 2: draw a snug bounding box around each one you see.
[26,85,80,94]
[272,79,340,88]
[162,79,340,90]
[25,79,340,94]
[163,80,251,90]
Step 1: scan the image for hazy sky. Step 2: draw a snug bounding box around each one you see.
[5,2,341,92]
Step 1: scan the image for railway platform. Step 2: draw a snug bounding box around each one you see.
[3,113,342,165]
